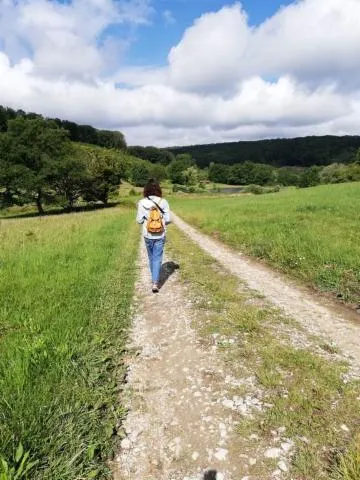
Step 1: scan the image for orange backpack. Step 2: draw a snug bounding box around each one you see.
[146,197,165,234]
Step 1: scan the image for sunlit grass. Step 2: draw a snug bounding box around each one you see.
[171,183,360,304]
[0,208,138,479]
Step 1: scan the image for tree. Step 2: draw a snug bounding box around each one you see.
[130,161,151,187]
[4,118,70,214]
[355,148,360,165]
[96,130,126,150]
[183,166,199,186]
[149,164,168,182]
[127,146,175,165]
[80,146,126,205]
[0,106,8,132]
[0,133,31,207]
[277,167,300,186]
[227,163,247,185]
[208,163,230,183]
[298,166,321,188]
[168,155,195,184]
[49,146,89,210]
[251,163,275,185]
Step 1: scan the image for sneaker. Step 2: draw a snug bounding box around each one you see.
[152,283,159,293]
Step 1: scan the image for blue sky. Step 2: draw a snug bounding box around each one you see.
[121,0,295,66]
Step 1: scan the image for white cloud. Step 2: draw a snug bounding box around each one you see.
[163,9,176,25]
[168,0,360,93]
[168,4,249,92]
[0,0,153,78]
[0,0,360,146]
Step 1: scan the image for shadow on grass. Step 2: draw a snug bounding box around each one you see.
[0,202,123,220]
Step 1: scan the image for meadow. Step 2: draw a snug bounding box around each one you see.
[0,208,138,479]
[170,182,360,305]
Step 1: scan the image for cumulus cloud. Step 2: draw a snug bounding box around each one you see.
[168,0,360,93]
[0,0,360,146]
[0,0,153,78]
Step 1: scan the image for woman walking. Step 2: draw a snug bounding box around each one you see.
[136,179,171,293]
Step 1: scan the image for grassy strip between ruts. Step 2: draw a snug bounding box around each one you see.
[0,208,139,479]
[169,182,360,305]
[166,225,360,480]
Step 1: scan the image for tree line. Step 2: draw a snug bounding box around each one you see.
[0,117,160,214]
[0,105,126,150]
[1,107,360,215]
[208,159,360,188]
[169,135,360,168]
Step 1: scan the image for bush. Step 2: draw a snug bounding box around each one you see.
[320,162,360,184]
[267,185,281,193]
[242,184,265,194]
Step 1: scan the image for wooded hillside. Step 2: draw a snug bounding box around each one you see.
[169,136,360,168]
[0,105,126,150]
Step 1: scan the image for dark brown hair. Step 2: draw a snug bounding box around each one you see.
[143,179,162,198]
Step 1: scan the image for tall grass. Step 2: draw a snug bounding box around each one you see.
[0,208,138,479]
[171,183,360,304]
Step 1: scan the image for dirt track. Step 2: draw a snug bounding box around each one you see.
[172,213,360,372]
[113,215,360,479]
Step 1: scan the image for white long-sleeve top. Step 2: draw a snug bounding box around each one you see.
[136,195,171,239]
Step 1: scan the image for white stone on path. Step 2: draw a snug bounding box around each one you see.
[278,460,288,472]
[264,447,282,459]
[120,438,131,450]
[214,448,228,461]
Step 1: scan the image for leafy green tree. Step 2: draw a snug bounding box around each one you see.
[355,148,360,164]
[227,163,247,185]
[49,147,89,210]
[2,118,70,214]
[298,166,321,188]
[228,162,275,185]
[149,163,168,182]
[0,133,29,207]
[184,166,199,186]
[277,167,300,186]
[168,155,195,184]
[208,163,230,183]
[130,161,151,187]
[251,163,275,185]
[127,146,175,165]
[80,146,126,204]
[0,106,8,132]
[320,162,360,184]
[96,130,126,150]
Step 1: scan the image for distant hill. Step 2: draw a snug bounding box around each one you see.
[168,136,360,168]
[0,105,126,150]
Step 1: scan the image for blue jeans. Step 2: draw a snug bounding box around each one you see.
[144,237,165,283]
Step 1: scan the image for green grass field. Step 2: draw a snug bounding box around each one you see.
[0,209,138,479]
[170,182,360,305]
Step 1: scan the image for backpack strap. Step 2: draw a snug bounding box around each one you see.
[147,196,165,215]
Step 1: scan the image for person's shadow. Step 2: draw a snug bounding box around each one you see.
[203,471,217,480]
[158,261,180,289]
